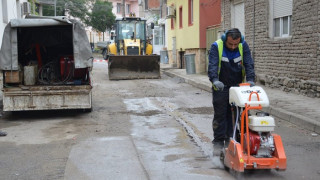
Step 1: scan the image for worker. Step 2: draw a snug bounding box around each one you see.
[126,26,134,39]
[208,28,255,155]
[0,131,7,136]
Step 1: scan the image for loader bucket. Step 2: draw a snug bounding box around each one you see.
[108,55,161,80]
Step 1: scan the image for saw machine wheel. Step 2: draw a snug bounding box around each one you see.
[220,149,229,171]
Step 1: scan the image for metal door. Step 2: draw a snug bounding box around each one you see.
[231,1,245,35]
[152,26,163,55]
[206,27,221,71]
[172,37,176,65]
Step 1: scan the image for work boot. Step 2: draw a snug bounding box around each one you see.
[0,131,7,137]
[224,138,231,148]
[212,141,224,156]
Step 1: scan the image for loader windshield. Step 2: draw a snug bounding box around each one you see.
[117,20,145,40]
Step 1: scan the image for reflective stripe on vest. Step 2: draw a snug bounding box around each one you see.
[216,39,245,82]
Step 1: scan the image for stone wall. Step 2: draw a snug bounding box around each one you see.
[222,0,320,98]
[221,0,231,30]
[168,48,207,74]
[167,50,177,67]
[148,0,160,9]
[167,48,207,74]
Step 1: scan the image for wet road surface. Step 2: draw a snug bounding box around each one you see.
[0,60,319,179]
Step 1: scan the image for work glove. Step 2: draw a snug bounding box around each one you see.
[213,80,224,91]
[247,81,255,87]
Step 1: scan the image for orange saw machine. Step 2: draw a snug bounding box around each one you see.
[220,83,287,172]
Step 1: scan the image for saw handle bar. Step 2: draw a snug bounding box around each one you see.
[240,91,262,163]
[249,91,260,101]
[246,91,264,106]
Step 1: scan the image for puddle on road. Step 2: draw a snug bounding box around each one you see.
[131,110,162,117]
[123,97,231,179]
[130,114,214,178]
[124,98,161,113]
[0,119,77,145]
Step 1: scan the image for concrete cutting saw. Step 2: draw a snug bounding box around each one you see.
[220,83,287,172]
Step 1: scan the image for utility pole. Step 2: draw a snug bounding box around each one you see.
[122,0,125,17]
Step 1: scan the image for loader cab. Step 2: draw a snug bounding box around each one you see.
[110,30,115,44]
[115,17,147,55]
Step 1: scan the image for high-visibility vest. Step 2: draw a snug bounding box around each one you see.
[216,39,245,82]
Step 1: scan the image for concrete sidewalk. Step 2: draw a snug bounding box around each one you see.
[161,65,320,134]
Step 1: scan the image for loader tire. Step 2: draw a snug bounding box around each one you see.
[102,49,109,60]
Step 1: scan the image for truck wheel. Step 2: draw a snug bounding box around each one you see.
[83,107,92,112]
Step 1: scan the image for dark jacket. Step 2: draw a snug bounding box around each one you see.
[208,40,255,86]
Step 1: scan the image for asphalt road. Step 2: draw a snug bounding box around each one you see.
[0,60,319,180]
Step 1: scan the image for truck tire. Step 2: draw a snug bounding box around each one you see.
[84,107,92,112]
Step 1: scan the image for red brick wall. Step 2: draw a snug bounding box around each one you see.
[148,0,160,9]
[199,0,221,48]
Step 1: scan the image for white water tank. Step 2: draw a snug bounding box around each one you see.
[229,84,270,107]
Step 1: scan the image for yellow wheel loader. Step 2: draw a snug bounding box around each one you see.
[107,17,160,80]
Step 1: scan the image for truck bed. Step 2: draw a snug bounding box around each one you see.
[2,85,92,111]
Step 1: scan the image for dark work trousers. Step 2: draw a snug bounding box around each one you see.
[212,87,233,143]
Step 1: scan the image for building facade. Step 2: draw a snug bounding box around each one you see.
[166,0,221,73]
[139,0,167,55]
[110,0,140,18]
[0,0,28,98]
[221,0,320,97]
[1,0,28,48]
[87,0,139,47]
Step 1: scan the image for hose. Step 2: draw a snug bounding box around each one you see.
[37,59,74,85]
[232,106,240,141]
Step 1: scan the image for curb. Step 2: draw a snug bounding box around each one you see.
[162,69,320,134]
[162,69,212,92]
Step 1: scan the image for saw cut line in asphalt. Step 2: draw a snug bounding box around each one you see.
[64,136,149,180]
[155,97,224,169]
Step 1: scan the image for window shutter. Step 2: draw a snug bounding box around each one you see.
[234,3,245,35]
[273,0,292,18]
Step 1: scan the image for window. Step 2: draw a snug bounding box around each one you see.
[171,17,174,30]
[159,27,164,45]
[126,4,131,14]
[118,20,146,40]
[153,26,160,45]
[270,0,293,38]
[188,0,193,25]
[35,3,40,14]
[179,6,182,28]
[231,1,245,35]
[274,16,292,37]
[117,3,121,14]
